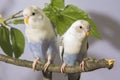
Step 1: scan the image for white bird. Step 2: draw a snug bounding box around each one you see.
[23,5,58,80]
[60,20,90,80]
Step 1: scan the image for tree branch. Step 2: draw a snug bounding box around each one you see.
[0,54,115,73]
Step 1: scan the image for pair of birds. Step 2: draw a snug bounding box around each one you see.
[23,5,90,80]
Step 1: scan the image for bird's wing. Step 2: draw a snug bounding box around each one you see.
[59,45,64,61]
[50,21,57,36]
[58,36,64,61]
[79,40,88,61]
[87,41,89,50]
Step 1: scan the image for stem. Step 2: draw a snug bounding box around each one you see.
[4,10,23,21]
[62,14,77,20]
[0,10,23,28]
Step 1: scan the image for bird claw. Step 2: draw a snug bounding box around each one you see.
[44,61,51,72]
[80,61,85,71]
[32,58,40,71]
[61,63,67,73]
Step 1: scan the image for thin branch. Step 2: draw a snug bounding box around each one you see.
[0,10,23,28]
[4,10,23,21]
[0,54,115,73]
[13,15,23,18]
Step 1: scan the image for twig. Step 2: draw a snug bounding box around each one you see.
[4,10,23,21]
[0,54,115,73]
[0,10,23,28]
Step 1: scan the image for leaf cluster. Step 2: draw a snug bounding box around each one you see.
[0,27,25,58]
[43,0,101,38]
[0,13,25,58]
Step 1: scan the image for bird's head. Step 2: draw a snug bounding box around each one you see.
[70,20,90,38]
[23,5,44,26]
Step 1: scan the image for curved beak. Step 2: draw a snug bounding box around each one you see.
[86,29,90,36]
[86,31,90,36]
[24,16,29,25]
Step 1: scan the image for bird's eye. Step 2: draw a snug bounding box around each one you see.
[32,12,35,16]
[79,26,82,29]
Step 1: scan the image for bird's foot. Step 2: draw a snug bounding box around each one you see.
[44,60,51,72]
[79,61,85,71]
[61,63,67,73]
[32,57,40,71]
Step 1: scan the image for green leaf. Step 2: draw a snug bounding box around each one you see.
[55,5,88,35]
[62,5,88,19]
[0,27,13,56]
[62,5,101,38]
[9,19,24,25]
[86,19,101,38]
[51,14,73,35]
[51,0,64,8]
[43,4,101,38]
[11,28,25,58]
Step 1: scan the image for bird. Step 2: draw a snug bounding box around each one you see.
[60,20,90,80]
[23,5,58,80]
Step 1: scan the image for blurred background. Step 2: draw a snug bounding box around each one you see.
[0,0,120,80]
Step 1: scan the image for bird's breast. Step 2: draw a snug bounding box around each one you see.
[63,35,82,54]
[25,28,54,43]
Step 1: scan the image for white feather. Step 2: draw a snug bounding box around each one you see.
[62,20,89,54]
[63,32,83,54]
[23,6,55,43]
[25,21,55,43]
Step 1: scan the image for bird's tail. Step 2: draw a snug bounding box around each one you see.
[68,73,81,80]
[42,71,52,80]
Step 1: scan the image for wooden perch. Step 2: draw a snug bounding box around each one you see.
[0,54,115,73]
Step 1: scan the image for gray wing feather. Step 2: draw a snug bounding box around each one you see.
[50,21,57,36]
[57,35,64,61]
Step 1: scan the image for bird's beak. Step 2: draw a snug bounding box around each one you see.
[86,29,90,36]
[86,31,90,36]
[24,16,29,25]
